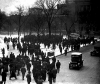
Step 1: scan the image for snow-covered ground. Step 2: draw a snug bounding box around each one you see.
[0,34,100,84]
[0,34,86,58]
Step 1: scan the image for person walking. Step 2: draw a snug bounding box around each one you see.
[21,66,26,80]
[56,60,61,73]
[64,48,67,56]
[47,70,53,84]
[7,43,9,50]
[12,43,15,50]
[9,66,17,80]
[2,48,5,57]
[52,56,56,63]
[26,71,31,84]
[59,47,62,55]
[52,68,57,83]
[1,70,7,84]
[26,62,31,72]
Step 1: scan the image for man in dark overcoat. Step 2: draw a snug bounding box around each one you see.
[7,43,9,50]
[9,66,17,80]
[2,48,5,57]
[21,66,26,80]
[52,68,57,83]
[56,60,61,73]
[52,56,56,63]
[1,70,7,84]
[64,48,67,56]
[59,47,62,55]
[26,62,31,72]
[26,72,31,84]
[47,70,53,84]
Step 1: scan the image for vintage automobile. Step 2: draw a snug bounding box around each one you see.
[69,52,83,69]
[90,42,100,56]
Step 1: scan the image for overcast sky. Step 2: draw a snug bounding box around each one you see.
[0,0,73,14]
[0,0,37,14]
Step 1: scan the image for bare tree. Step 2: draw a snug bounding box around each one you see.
[10,6,29,42]
[25,15,33,35]
[52,19,59,35]
[29,8,45,36]
[0,10,7,32]
[35,0,61,37]
[58,15,65,35]
[4,16,13,36]
[25,7,45,36]
[62,13,78,39]
[16,6,24,42]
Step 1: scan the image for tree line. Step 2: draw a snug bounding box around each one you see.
[0,0,98,41]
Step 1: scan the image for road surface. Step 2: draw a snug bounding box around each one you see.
[56,44,100,84]
[0,36,100,84]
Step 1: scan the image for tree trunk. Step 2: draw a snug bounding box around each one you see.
[48,22,51,38]
[65,26,70,40]
[18,15,21,43]
[29,26,32,35]
[55,28,56,35]
[24,30,25,36]
[18,25,21,42]
[18,30,20,42]
[8,27,9,36]
[60,22,62,36]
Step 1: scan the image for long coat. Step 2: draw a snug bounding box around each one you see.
[21,67,26,74]
[47,70,53,82]
[26,73,31,83]
[2,71,7,81]
[56,61,61,69]
[52,68,57,78]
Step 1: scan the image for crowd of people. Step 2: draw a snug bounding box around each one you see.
[0,34,95,84]
[0,52,61,84]
[3,35,95,56]
[0,36,62,84]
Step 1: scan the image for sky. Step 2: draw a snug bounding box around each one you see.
[0,0,37,14]
[0,0,73,14]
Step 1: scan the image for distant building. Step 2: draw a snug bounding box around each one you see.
[57,0,91,35]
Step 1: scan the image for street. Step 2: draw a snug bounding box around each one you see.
[56,44,100,84]
[0,36,100,84]
[0,0,99,83]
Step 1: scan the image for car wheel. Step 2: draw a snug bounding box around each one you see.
[82,63,83,67]
[69,65,71,69]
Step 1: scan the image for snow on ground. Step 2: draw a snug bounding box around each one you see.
[0,34,88,58]
[0,34,99,84]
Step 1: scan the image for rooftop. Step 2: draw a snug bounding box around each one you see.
[71,52,82,55]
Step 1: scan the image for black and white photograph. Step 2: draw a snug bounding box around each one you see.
[0,0,100,84]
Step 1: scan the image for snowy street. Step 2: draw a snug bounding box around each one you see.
[0,0,99,83]
[0,35,100,84]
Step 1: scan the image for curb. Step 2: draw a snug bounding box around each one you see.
[49,43,93,58]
